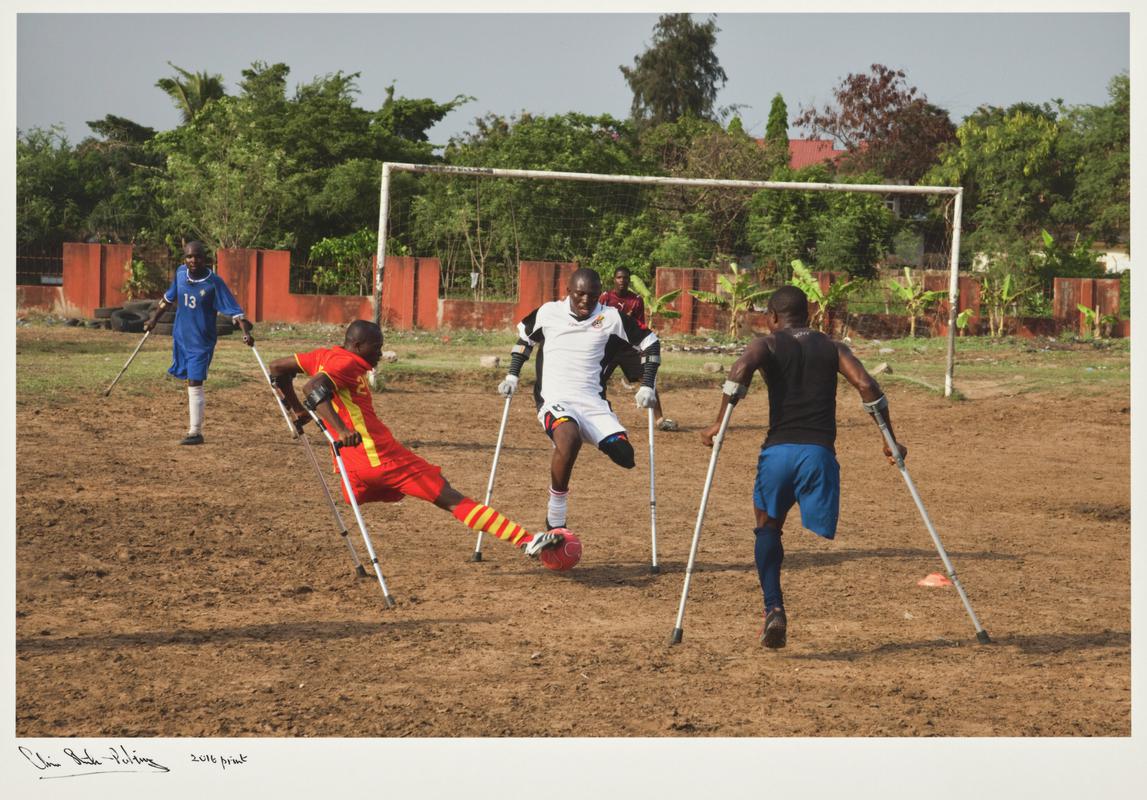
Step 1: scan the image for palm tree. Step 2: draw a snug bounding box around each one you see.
[156,63,226,124]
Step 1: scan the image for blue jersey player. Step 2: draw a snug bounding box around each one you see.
[145,241,254,445]
[700,286,905,649]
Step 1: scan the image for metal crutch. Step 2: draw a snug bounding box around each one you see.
[471,394,514,562]
[250,345,368,578]
[305,393,396,609]
[103,330,151,397]
[867,406,991,644]
[647,407,659,574]
[670,402,735,645]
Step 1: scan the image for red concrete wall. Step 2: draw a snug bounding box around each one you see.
[17,285,63,311]
[1053,277,1121,335]
[655,268,724,334]
[378,256,440,329]
[441,300,516,330]
[61,243,135,316]
[513,261,578,323]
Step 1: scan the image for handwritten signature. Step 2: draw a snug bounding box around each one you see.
[18,744,170,779]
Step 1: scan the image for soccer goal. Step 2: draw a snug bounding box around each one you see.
[375,162,966,397]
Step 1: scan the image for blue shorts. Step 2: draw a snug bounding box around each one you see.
[168,343,215,382]
[753,444,840,539]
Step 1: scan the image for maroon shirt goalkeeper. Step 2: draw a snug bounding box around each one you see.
[599,267,677,431]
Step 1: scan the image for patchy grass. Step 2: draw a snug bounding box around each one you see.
[15,320,1130,407]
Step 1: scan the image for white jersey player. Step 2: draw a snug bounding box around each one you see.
[498,268,662,531]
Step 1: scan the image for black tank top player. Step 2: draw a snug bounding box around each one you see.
[762,327,840,453]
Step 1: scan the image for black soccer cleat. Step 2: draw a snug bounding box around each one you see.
[179,433,205,446]
[760,607,787,649]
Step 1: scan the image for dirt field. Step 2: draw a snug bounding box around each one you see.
[15,327,1131,738]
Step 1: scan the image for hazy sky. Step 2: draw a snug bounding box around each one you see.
[16,10,1129,148]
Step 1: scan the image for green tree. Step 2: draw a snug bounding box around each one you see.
[788,259,860,333]
[690,261,772,337]
[886,267,946,337]
[154,96,300,251]
[762,92,791,173]
[629,274,681,328]
[980,264,1038,338]
[308,228,378,295]
[156,63,227,124]
[925,103,1066,252]
[1056,73,1130,247]
[620,14,728,127]
[408,112,643,297]
[746,166,896,280]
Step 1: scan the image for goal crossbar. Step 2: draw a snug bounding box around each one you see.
[376,162,964,397]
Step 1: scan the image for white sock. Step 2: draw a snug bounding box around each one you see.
[187,385,205,435]
[547,486,569,528]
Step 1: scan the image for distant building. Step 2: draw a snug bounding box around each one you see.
[786,138,850,170]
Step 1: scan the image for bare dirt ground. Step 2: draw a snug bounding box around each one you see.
[15,331,1131,738]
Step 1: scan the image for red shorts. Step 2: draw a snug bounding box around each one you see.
[335,441,446,505]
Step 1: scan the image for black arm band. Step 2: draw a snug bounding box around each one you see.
[304,381,334,411]
[640,340,661,389]
[508,341,532,377]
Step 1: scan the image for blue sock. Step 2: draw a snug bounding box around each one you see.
[754,525,784,612]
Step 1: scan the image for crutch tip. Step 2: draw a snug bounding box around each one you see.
[355,565,368,578]
[976,630,992,644]
[470,551,483,563]
[649,564,660,575]
[669,628,683,645]
[383,595,397,609]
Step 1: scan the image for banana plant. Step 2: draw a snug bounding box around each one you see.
[955,307,975,336]
[689,262,773,338]
[629,274,681,328]
[789,259,860,333]
[980,271,1037,337]
[1076,304,1120,340]
[886,267,947,338]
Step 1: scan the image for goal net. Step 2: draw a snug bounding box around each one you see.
[376,163,964,396]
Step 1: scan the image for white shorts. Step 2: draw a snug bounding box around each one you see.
[537,396,626,446]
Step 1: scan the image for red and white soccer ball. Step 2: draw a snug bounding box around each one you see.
[539,528,582,572]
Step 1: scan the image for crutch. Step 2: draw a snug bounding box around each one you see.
[670,401,735,644]
[647,407,659,574]
[103,330,151,397]
[866,403,991,644]
[471,394,514,562]
[250,345,368,578]
[304,386,396,609]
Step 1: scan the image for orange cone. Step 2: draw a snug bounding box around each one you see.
[917,572,953,587]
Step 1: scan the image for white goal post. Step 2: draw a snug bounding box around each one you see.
[375,162,965,397]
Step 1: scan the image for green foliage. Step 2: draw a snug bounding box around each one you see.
[955,307,975,331]
[405,112,644,296]
[121,258,167,299]
[308,229,378,295]
[1119,270,1130,319]
[788,259,860,332]
[1033,228,1103,297]
[156,63,226,124]
[689,261,772,337]
[926,103,1066,256]
[620,14,728,127]
[1076,303,1120,340]
[762,93,792,174]
[980,265,1038,337]
[886,267,946,337]
[155,96,301,251]
[628,275,681,324]
[745,166,896,280]
[1055,73,1129,247]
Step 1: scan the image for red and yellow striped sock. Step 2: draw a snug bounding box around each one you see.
[452,498,532,547]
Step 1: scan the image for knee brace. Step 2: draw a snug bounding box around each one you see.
[598,432,635,469]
